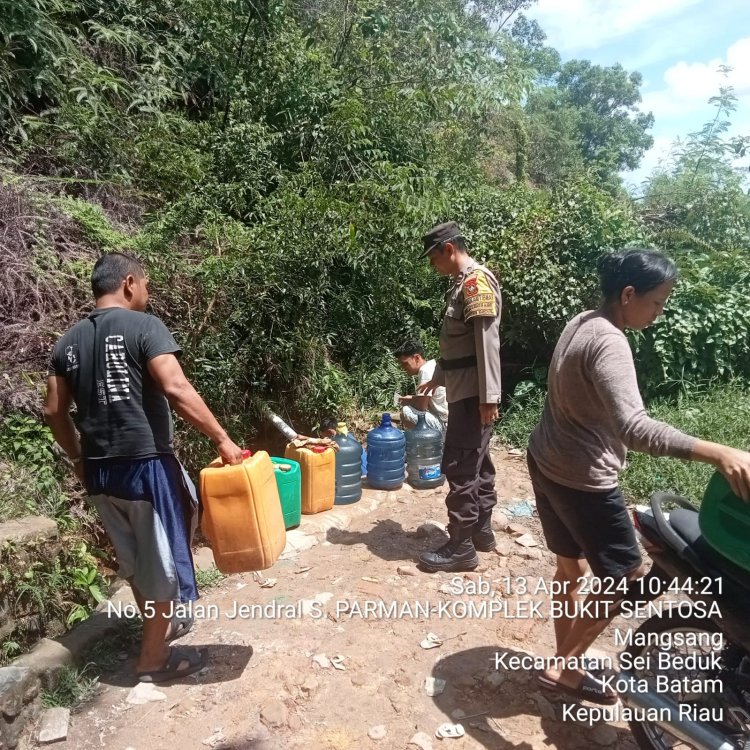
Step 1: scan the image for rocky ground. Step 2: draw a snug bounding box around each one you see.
[36,447,647,750]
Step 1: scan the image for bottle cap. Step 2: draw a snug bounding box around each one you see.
[336,422,348,435]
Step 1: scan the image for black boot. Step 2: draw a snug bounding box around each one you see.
[472,511,497,552]
[418,529,479,573]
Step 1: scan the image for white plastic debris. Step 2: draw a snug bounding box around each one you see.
[514,533,538,548]
[435,722,465,739]
[312,654,331,669]
[252,571,277,587]
[423,677,446,696]
[368,725,387,740]
[127,682,167,705]
[202,727,227,747]
[408,731,434,750]
[420,632,443,649]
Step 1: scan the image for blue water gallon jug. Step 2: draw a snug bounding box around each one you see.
[366,413,405,490]
[333,422,363,505]
[405,412,445,489]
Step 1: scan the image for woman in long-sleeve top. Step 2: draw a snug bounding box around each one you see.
[528,248,750,705]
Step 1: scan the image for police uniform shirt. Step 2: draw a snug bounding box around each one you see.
[432,260,502,404]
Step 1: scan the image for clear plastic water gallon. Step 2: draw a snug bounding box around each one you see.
[333,422,362,504]
[405,411,445,489]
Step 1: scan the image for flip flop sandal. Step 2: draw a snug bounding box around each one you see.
[420,632,443,649]
[535,657,606,677]
[137,646,207,683]
[581,656,608,674]
[166,613,194,642]
[435,722,465,739]
[537,671,618,706]
[536,672,559,690]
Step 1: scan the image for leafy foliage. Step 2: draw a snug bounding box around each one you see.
[523,59,654,186]
[460,178,644,360]
[632,250,750,393]
[0,414,69,522]
[0,538,108,663]
[636,84,750,392]
[642,84,750,254]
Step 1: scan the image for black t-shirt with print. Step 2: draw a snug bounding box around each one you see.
[49,307,182,459]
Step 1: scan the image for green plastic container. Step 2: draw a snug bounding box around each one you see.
[271,457,302,530]
[700,470,750,573]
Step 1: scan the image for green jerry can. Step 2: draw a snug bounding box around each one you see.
[271,457,302,530]
[699,470,750,573]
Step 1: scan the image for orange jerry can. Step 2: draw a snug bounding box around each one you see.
[199,451,286,573]
[283,443,335,514]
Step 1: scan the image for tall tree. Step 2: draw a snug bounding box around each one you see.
[642,84,750,253]
[523,59,653,185]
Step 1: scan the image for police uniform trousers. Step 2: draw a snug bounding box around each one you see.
[441,396,497,535]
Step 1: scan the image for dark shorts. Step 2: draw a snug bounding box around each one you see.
[85,455,199,603]
[527,452,641,580]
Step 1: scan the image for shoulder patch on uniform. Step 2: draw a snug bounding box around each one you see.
[464,277,479,297]
[463,270,497,320]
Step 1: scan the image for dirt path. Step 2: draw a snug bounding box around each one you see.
[56,448,642,750]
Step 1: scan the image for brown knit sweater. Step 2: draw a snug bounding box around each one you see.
[529,310,696,491]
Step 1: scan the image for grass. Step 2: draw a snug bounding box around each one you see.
[0,462,40,521]
[196,565,225,589]
[497,380,750,505]
[40,616,141,709]
[496,386,545,449]
[41,665,100,709]
[621,381,750,504]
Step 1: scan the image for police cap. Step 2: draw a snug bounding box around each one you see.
[421,221,463,257]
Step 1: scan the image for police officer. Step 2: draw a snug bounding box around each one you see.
[417,221,502,572]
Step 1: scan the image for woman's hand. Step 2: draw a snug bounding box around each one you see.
[715,446,750,501]
[693,440,750,501]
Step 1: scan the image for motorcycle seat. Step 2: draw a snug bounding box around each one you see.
[670,508,750,590]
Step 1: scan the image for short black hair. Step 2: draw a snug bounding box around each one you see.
[446,235,467,252]
[431,236,467,255]
[91,252,145,298]
[319,417,338,433]
[393,339,424,358]
[598,249,677,302]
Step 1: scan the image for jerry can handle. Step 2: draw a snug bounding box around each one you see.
[223,449,253,464]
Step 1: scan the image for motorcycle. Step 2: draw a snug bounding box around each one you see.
[617,485,750,750]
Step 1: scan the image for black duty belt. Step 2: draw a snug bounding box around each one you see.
[439,355,477,371]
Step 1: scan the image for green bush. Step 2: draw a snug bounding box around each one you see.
[633,249,750,394]
[1,539,108,663]
[0,414,71,522]
[496,380,546,449]
[456,178,644,361]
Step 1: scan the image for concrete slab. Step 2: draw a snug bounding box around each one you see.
[0,516,58,546]
[37,707,70,744]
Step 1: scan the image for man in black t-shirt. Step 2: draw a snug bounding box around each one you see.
[46,252,243,682]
